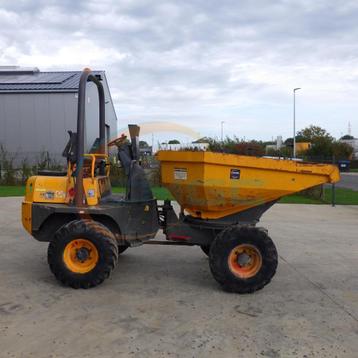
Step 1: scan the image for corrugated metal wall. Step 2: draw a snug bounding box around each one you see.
[0,82,117,165]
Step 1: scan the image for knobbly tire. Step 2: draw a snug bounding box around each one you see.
[209,226,278,293]
[200,245,211,257]
[48,219,119,289]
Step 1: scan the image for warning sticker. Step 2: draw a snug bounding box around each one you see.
[230,169,241,179]
[174,168,187,180]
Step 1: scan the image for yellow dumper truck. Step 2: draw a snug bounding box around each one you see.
[22,69,340,293]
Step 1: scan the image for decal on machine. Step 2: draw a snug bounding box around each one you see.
[174,168,187,180]
[87,189,95,198]
[230,169,241,179]
[55,190,66,199]
[38,190,66,200]
[40,191,55,199]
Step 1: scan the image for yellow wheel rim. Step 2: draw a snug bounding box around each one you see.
[63,239,99,274]
[228,244,262,279]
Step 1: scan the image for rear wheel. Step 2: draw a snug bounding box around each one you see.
[209,226,277,293]
[48,220,118,288]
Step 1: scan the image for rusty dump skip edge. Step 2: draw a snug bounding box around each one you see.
[158,151,340,183]
[156,150,341,219]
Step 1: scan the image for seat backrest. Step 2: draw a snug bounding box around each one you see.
[62,131,77,164]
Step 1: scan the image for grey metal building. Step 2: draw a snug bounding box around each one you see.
[0,66,118,164]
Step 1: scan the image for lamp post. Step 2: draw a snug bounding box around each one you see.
[221,121,225,142]
[293,87,301,158]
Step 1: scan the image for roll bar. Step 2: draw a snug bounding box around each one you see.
[75,69,106,206]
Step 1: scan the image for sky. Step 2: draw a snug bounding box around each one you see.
[1,0,358,144]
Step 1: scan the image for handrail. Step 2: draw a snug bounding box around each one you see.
[83,154,109,182]
[74,69,106,206]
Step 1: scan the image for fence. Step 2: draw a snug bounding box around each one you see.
[0,148,162,187]
[0,149,65,185]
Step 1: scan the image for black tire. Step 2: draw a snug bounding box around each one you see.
[48,219,119,289]
[209,226,278,294]
[118,244,129,254]
[200,245,211,257]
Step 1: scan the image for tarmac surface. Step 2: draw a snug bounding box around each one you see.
[336,172,358,191]
[0,197,357,357]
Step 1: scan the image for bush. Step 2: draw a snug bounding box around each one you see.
[109,161,127,187]
[35,151,63,171]
[0,145,17,185]
[332,142,354,160]
[20,158,33,185]
[147,166,161,186]
[0,145,65,185]
[266,146,292,158]
[298,185,323,200]
[207,137,265,156]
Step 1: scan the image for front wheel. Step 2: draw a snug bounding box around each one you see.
[209,226,278,293]
[48,220,119,289]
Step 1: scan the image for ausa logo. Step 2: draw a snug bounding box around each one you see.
[230,169,240,180]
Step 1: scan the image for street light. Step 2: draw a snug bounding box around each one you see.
[293,87,301,158]
[221,121,225,142]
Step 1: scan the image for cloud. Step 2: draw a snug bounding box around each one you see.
[1,0,358,140]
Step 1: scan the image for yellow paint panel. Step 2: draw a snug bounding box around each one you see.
[21,201,32,234]
[83,176,111,206]
[25,176,72,204]
[24,175,111,207]
[83,178,99,206]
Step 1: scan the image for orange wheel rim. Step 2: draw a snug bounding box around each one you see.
[228,244,262,278]
[63,239,99,274]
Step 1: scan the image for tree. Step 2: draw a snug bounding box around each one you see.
[266,146,292,158]
[285,136,307,146]
[235,142,265,156]
[284,138,293,146]
[295,125,335,160]
[305,137,334,159]
[168,139,180,144]
[207,137,265,156]
[304,138,353,161]
[193,137,210,143]
[332,142,354,160]
[139,140,149,148]
[296,125,333,143]
[341,134,354,140]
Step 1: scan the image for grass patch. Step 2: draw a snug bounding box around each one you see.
[323,187,358,205]
[112,186,174,200]
[349,168,358,173]
[1,185,357,205]
[0,185,173,200]
[0,185,25,197]
[278,194,322,204]
[279,187,358,205]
